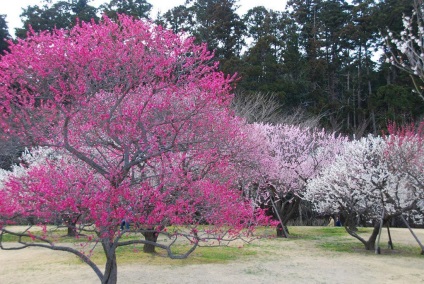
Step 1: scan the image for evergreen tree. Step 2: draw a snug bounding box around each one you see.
[0,15,10,55]
[157,5,194,34]
[71,0,98,23]
[287,0,355,130]
[372,0,424,131]
[185,0,245,59]
[16,0,99,38]
[237,8,297,102]
[100,0,152,20]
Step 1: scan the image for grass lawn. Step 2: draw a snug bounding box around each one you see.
[1,225,424,283]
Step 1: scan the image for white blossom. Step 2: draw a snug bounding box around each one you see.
[305,135,423,221]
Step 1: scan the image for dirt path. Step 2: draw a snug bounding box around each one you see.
[1,227,423,283]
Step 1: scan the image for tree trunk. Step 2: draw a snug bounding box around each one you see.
[67,224,77,237]
[364,223,381,250]
[27,216,35,225]
[345,220,381,251]
[375,208,385,254]
[298,204,303,226]
[63,214,80,237]
[273,196,301,238]
[280,196,300,232]
[102,250,118,284]
[142,231,159,253]
[270,198,288,238]
[387,224,394,250]
[276,223,288,238]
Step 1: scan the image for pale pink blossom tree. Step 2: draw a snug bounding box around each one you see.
[246,123,346,237]
[0,16,270,284]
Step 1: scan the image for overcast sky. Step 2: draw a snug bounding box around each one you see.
[2,0,288,36]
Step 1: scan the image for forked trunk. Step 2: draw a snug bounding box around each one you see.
[273,196,299,238]
[102,251,118,284]
[345,221,381,251]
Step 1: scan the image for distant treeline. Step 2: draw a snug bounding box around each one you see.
[1,0,422,135]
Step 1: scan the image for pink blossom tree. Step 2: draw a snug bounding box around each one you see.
[0,16,270,284]
[385,123,424,194]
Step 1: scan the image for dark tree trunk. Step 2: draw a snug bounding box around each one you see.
[27,216,35,225]
[101,241,118,284]
[364,223,380,250]
[271,194,301,238]
[63,214,80,237]
[102,252,118,284]
[276,223,283,237]
[67,222,77,237]
[276,223,289,238]
[142,231,159,253]
[271,200,288,238]
[281,198,300,228]
[387,224,394,250]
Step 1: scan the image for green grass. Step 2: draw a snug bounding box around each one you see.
[289,226,367,239]
[280,226,364,253]
[75,244,257,266]
[2,225,423,265]
[285,226,423,257]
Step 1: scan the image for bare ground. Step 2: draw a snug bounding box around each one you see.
[1,227,423,284]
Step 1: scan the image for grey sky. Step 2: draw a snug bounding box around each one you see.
[2,0,287,36]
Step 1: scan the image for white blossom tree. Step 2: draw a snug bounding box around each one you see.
[385,123,424,253]
[305,135,423,250]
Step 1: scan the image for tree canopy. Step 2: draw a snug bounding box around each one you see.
[0,14,270,283]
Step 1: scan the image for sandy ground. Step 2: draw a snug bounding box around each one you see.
[0,227,423,284]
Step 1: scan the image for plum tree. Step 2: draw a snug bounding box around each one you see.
[305,135,424,251]
[245,123,345,237]
[0,15,270,284]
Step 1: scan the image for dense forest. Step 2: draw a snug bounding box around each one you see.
[0,0,423,136]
